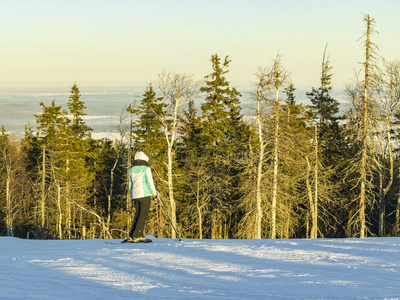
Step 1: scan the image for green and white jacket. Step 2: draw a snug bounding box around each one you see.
[129,160,157,199]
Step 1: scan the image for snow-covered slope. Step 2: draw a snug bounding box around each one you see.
[1,237,399,299]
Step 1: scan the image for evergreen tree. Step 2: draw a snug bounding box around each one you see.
[35,100,69,144]
[67,83,91,138]
[306,46,339,126]
[32,100,69,237]
[131,84,166,156]
[283,83,305,124]
[129,84,169,237]
[198,54,249,238]
[181,100,202,151]
[200,54,246,154]
[65,83,95,238]
[31,89,95,239]
[180,100,211,239]
[306,45,341,160]
[305,47,344,238]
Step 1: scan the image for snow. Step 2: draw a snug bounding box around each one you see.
[1,237,400,299]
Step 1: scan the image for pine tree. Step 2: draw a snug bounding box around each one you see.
[181,100,202,151]
[131,84,166,156]
[200,54,246,154]
[64,84,94,239]
[199,54,249,238]
[34,100,69,238]
[306,45,342,161]
[307,45,339,127]
[129,84,168,237]
[67,83,91,138]
[32,87,94,239]
[305,46,342,238]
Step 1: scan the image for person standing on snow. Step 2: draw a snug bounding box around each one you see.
[123,151,157,243]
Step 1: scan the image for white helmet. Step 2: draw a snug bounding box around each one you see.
[134,151,149,161]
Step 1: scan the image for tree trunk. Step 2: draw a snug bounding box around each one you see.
[126,156,132,232]
[56,182,62,239]
[5,173,12,236]
[107,158,118,234]
[359,15,372,239]
[306,157,316,238]
[196,182,203,239]
[211,213,216,239]
[164,98,179,238]
[313,126,318,238]
[127,112,133,233]
[66,159,71,239]
[396,194,400,236]
[41,145,46,238]
[271,87,280,239]
[396,160,400,236]
[256,86,264,239]
[379,107,394,237]
[284,199,291,239]
[167,144,177,238]
[107,195,112,231]
[378,172,385,237]
[360,171,366,238]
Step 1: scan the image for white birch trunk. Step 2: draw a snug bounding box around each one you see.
[56,182,62,239]
[5,172,12,236]
[41,145,46,236]
[66,159,71,239]
[165,98,179,239]
[196,182,203,239]
[271,87,280,239]
[256,86,264,239]
[313,126,318,239]
[305,157,316,238]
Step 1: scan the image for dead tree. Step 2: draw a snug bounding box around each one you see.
[157,71,201,238]
[359,15,379,238]
[253,67,271,239]
[270,54,288,239]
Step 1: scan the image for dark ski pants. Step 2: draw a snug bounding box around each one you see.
[129,196,151,238]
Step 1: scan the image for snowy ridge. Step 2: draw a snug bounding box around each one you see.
[1,237,400,299]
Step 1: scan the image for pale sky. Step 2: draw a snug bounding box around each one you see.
[0,0,399,91]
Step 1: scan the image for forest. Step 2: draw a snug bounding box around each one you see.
[1,15,400,240]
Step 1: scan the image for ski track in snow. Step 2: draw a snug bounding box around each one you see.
[1,237,400,299]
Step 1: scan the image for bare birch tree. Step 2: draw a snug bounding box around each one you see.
[270,53,289,239]
[381,60,400,236]
[254,67,271,239]
[0,132,26,236]
[157,71,201,238]
[374,61,400,236]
